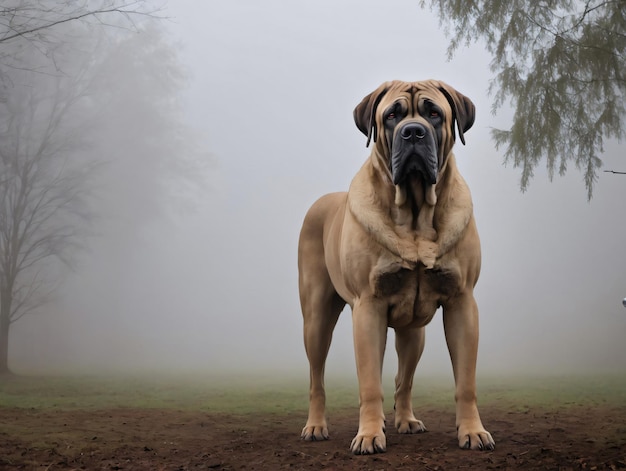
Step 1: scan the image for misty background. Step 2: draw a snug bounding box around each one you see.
[8,0,626,379]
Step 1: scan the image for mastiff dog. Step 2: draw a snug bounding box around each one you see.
[298,80,494,454]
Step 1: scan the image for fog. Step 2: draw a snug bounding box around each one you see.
[9,0,626,379]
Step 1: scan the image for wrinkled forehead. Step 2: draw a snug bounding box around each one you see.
[378,81,451,115]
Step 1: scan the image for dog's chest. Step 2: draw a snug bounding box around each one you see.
[374,263,461,328]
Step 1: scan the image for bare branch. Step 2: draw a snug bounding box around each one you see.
[0,5,164,44]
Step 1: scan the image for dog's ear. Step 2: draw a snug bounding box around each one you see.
[437,82,475,145]
[353,82,390,147]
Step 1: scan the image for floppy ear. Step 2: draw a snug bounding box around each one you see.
[437,82,476,145]
[353,82,390,147]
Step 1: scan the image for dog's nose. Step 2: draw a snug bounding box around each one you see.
[399,123,426,141]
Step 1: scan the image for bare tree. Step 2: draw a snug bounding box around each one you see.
[422,0,626,199]
[0,2,185,375]
[0,36,93,374]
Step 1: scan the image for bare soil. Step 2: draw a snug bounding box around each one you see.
[1,404,625,470]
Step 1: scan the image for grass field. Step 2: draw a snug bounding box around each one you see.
[1,372,625,413]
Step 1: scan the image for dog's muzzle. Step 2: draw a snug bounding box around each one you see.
[390,122,438,185]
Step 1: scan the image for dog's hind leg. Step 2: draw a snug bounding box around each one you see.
[298,193,347,441]
[394,326,427,434]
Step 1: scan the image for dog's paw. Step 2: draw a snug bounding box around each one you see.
[301,422,329,441]
[396,417,427,434]
[350,428,387,455]
[457,421,495,451]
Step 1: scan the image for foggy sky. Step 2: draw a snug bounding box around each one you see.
[11,0,626,378]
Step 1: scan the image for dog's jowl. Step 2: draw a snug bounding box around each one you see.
[298,80,495,455]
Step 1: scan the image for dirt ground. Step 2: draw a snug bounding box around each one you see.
[1,404,625,470]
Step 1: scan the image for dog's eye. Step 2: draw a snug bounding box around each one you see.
[386,113,396,120]
[429,110,440,119]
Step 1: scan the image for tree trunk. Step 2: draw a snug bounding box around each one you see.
[0,294,12,376]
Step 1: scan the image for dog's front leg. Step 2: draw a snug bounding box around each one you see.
[443,292,495,451]
[350,298,387,454]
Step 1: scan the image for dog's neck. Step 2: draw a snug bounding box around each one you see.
[374,148,454,242]
[391,175,437,242]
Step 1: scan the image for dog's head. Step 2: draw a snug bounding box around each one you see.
[353,80,475,187]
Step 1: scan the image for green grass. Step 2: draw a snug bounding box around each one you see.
[0,373,308,413]
[0,373,624,414]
